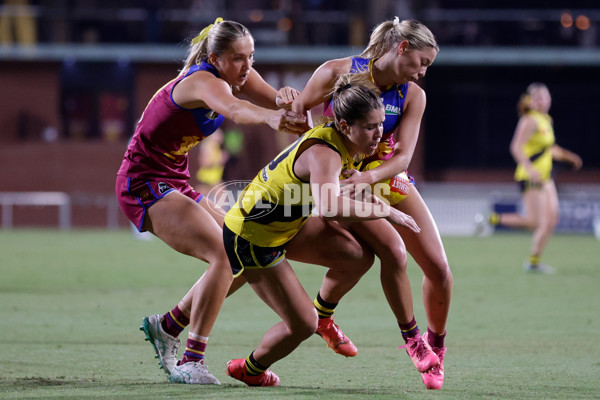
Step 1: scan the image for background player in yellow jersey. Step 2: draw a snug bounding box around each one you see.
[195,128,228,194]
[222,73,421,386]
[481,83,582,273]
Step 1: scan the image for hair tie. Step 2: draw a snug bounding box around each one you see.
[338,83,352,93]
[192,17,224,45]
[393,16,401,28]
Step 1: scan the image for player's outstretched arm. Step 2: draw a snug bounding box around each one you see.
[298,144,419,232]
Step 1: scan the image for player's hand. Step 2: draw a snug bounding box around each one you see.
[388,208,420,233]
[276,86,300,109]
[527,168,542,184]
[271,109,307,135]
[340,183,356,199]
[341,168,372,186]
[340,182,373,201]
[571,154,583,171]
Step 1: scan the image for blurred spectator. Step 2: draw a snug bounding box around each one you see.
[0,0,37,46]
[4,1,598,47]
[195,128,228,195]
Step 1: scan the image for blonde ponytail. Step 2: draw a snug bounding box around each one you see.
[360,18,438,59]
[181,19,250,74]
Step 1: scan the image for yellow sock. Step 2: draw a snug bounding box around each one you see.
[245,352,266,376]
[529,254,540,266]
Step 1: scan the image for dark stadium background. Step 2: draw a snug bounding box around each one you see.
[1,0,598,228]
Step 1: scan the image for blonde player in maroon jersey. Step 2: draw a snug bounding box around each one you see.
[116,18,306,384]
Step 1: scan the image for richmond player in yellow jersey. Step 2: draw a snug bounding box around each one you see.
[222,73,421,387]
[480,83,582,273]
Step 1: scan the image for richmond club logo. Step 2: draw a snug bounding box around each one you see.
[206,180,280,220]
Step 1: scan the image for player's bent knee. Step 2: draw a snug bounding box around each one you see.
[422,259,452,283]
[524,218,539,230]
[378,247,408,272]
[288,313,318,340]
[354,252,375,273]
[329,245,374,275]
[344,255,374,276]
[201,243,228,263]
[354,245,375,269]
[345,245,374,263]
[547,215,559,230]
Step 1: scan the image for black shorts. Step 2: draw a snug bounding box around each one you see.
[517,180,543,193]
[222,224,287,277]
[517,171,555,193]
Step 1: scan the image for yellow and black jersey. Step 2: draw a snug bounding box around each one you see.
[224,123,361,247]
[514,110,556,182]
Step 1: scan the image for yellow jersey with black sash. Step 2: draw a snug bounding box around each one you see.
[224,123,361,247]
[514,110,555,182]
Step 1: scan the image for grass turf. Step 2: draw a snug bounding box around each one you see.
[1,229,599,399]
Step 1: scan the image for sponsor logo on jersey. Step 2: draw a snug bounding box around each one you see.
[385,104,400,115]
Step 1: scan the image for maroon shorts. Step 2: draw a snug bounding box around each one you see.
[115,175,204,232]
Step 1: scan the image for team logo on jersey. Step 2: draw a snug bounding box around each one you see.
[164,136,202,159]
[158,182,172,195]
[240,253,254,264]
[137,188,152,202]
[206,110,219,120]
[385,104,400,115]
[262,249,284,265]
[206,180,280,220]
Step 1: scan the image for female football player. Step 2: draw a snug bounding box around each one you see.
[115,18,306,384]
[481,83,582,273]
[223,73,421,386]
[292,17,451,390]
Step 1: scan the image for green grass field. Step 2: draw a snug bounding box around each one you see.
[1,229,599,399]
